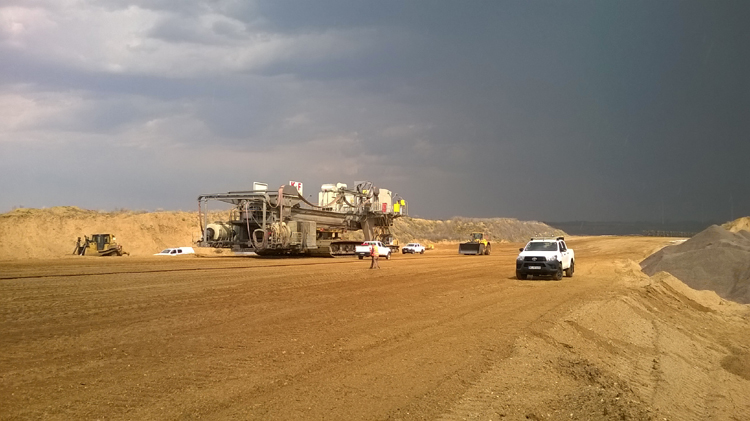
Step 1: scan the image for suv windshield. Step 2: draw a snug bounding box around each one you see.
[525,242,558,252]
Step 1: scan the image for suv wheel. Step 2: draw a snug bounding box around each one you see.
[553,266,563,281]
[565,260,574,277]
[516,271,527,280]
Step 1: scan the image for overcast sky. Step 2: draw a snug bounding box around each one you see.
[1,1,748,222]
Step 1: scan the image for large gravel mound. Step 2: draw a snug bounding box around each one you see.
[392,216,565,243]
[640,224,750,304]
[723,216,750,233]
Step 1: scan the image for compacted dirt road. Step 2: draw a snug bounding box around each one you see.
[1,237,749,420]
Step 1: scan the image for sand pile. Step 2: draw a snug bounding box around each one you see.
[723,216,750,233]
[447,259,750,420]
[640,224,750,304]
[0,207,207,259]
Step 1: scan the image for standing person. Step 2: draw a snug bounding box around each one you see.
[370,242,380,269]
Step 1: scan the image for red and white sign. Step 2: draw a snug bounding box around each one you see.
[289,181,303,195]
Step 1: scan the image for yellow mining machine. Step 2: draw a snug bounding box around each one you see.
[73,234,128,256]
[197,181,407,257]
[458,232,491,255]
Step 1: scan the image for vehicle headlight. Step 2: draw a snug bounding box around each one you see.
[516,255,524,261]
[547,255,559,262]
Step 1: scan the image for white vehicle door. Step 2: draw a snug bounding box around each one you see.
[559,241,571,268]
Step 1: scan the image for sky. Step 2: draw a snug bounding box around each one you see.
[1,0,748,222]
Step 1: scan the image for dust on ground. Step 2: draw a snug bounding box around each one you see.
[1,236,748,420]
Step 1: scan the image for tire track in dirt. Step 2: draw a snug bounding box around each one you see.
[9,237,745,420]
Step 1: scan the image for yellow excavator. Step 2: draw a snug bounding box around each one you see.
[458,232,491,255]
[73,234,128,256]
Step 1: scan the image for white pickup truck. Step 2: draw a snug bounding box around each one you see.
[401,243,426,254]
[515,237,574,280]
[355,241,392,260]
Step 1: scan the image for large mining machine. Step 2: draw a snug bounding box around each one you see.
[197,181,407,257]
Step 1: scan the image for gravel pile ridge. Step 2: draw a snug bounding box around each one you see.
[723,216,750,233]
[641,224,750,304]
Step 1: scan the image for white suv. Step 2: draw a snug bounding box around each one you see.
[516,237,574,280]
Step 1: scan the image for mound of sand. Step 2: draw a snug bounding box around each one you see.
[723,216,750,233]
[448,259,750,420]
[640,224,750,304]
[0,207,206,259]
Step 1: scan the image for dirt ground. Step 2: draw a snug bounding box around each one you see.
[1,237,749,420]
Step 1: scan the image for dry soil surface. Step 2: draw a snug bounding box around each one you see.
[1,237,749,420]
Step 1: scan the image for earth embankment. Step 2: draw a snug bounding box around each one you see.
[0,207,214,259]
[723,216,750,233]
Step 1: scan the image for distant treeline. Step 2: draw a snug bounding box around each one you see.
[547,221,723,237]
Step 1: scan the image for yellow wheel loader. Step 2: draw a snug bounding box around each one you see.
[458,232,491,255]
[74,234,128,256]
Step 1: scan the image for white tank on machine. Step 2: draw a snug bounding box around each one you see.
[318,183,353,211]
[319,184,337,208]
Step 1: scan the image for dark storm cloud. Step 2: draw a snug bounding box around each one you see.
[0,1,748,223]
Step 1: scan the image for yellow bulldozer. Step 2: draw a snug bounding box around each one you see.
[458,232,491,255]
[73,234,128,256]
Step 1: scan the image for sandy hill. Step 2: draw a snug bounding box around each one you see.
[0,207,205,259]
[723,216,750,233]
[0,207,565,260]
[641,224,750,304]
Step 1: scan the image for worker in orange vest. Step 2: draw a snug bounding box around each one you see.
[370,242,380,269]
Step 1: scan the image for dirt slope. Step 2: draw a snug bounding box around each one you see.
[1,237,748,420]
[0,207,206,259]
[723,216,750,233]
